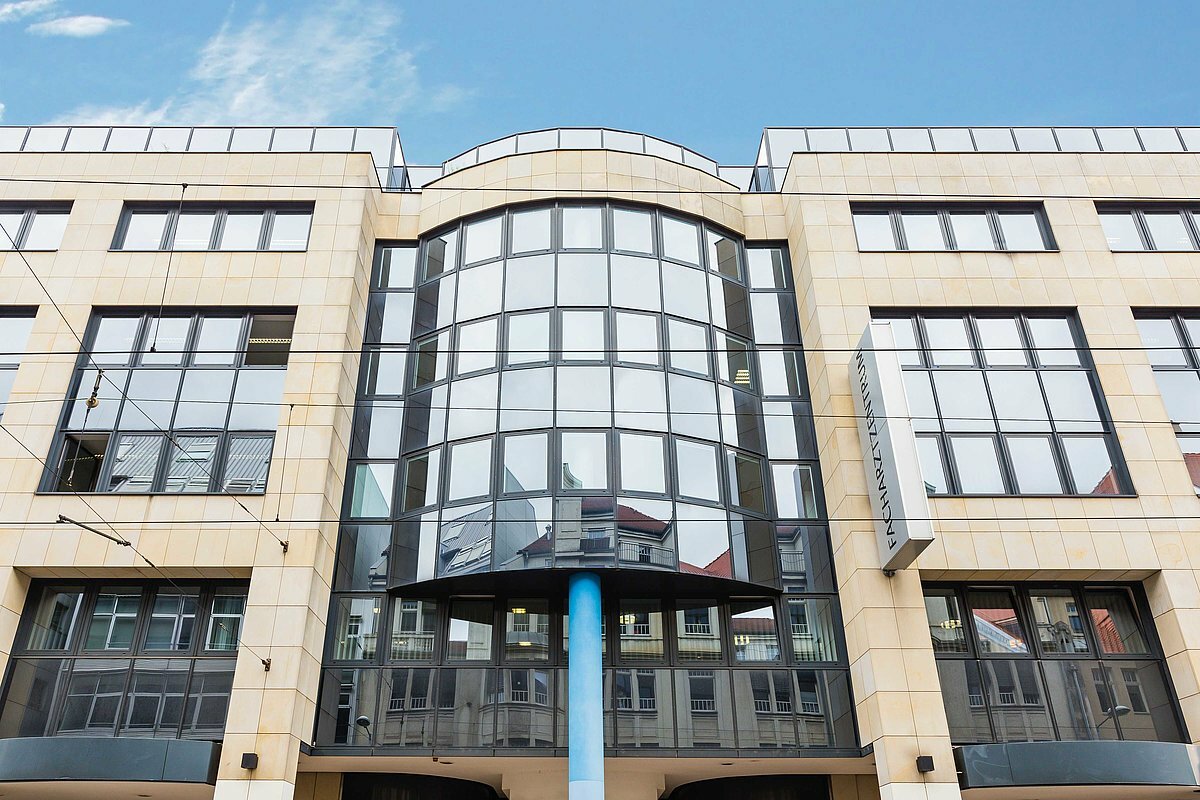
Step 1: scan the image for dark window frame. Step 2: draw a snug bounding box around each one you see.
[851,203,1057,252]
[111,202,314,252]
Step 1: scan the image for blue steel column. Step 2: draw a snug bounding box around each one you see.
[568,572,604,800]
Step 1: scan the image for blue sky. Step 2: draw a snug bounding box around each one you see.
[0,0,1197,165]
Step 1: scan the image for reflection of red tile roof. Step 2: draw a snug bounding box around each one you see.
[974,607,1023,637]
[578,497,671,536]
[731,617,776,634]
[519,533,553,556]
[1091,610,1125,654]
[1091,467,1120,495]
[1186,453,1200,490]
[680,550,732,578]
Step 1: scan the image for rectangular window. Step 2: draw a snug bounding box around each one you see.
[114,205,312,252]
[0,312,36,420]
[0,206,70,250]
[879,312,1127,496]
[1,582,244,741]
[1098,207,1200,252]
[1136,312,1200,492]
[47,310,293,494]
[852,205,1053,251]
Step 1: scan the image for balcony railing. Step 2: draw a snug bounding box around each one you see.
[617,541,676,569]
[690,699,716,712]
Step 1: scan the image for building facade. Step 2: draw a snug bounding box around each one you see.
[0,124,1196,799]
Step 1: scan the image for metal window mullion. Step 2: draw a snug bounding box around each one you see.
[966,316,1017,494]
[259,210,273,251]
[1178,208,1200,251]
[1130,209,1156,251]
[889,210,907,251]
[985,209,1008,251]
[211,209,228,251]
[162,208,180,251]
[938,210,957,251]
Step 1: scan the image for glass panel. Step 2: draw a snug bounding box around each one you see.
[402,449,441,511]
[121,657,190,737]
[193,317,242,365]
[676,505,730,579]
[511,208,552,254]
[677,669,735,748]
[463,215,503,265]
[557,253,608,306]
[455,260,502,322]
[915,435,948,494]
[85,588,142,650]
[968,590,1028,654]
[663,262,708,322]
[0,212,23,249]
[613,208,654,254]
[1029,590,1089,654]
[759,350,803,396]
[615,312,659,365]
[1085,590,1149,655]
[267,212,312,250]
[351,402,404,461]
[335,524,390,591]
[330,596,382,660]
[730,601,780,662]
[446,372,497,440]
[924,592,968,653]
[377,667,435,746]
[350,462,394,517]
[976,317,1028,367]
[447,438,492,502]
[447,600,493,661]
[1143,212,1193,250]
[853,212,895,250]
[229,370,285,428]
[316,668,378,745]
[423,229,458,278]
[434,668,492,747]
[140,317,191,365]
[668,374,719,440]
[667,319,709,376]
[937,660,992,743]
[983,660,1053,741]
[787,598,838,662]
[614,367,667,431]
[746,247,787,289]
[221,435,272,493]
[562,207,603,249]
[948,211,994,250]
[363,349,407,396]
[900,212,946,250]
[496,496,552,571]
[502,432,547,494]
[1027,317,1079,366]
[500,367,553,430]
[706,229,740,278]
[456,318,497,376]
[122,212,169,249]
[903,371,938,432]
[610,254,661,312]
[883,317,922,367]
[924,317,973,366]
[949,436,1005,493]
[716,333,753,386]
[1099,212,1143,251]
[173,212,215,250]
[390,600,438,660]
[619,433,665,494]
[163,435,219,493]
[438,503,493,577]
[219,211,264,250]
[749,293,797,345]
[506,312,550,366]
[1156,370,1200,430]
[495,668,554,745]
[619,601,664,660]
[661,216,700,265]
[57,659,129,735]
[556,366,611,427]
[1006,436,1064,493]
[772,463,818,518]
[25,587,83,650]
[997,212,1048,250]
[91,316,140,365]
[377,245,418,289]
[1179,435,1200,491]
[504,254,555,311]
[373,293,414,345]
[727,450,765,512]
[505,600,551,661]
[244,314,294,366]
[1136,318,1188,367]
[69,369,127,429]
[987,371,1050,432]
[763,402,813,460]
[205,593,245,651]
[1040,371,1101,431]
[561,310,606,361]
[611,668,674,747]
[1042,659,1119,740]
[173,370,234,428]
[560,431,608,490]
[1104,661,1183,742]
[676,602,722,661]
[106,434,164,492]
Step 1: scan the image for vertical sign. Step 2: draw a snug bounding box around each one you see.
[851,321,934,571]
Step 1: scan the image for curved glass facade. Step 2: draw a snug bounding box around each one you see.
[340,202,821,589]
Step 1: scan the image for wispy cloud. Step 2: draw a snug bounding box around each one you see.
[0,0,55,23]
[52,0,472,125]
[27,13,128,37]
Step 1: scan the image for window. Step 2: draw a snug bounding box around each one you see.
[852,205,1053,251]
[114,205,311,251]
[924,583,1182,745]
[0,312,35,419]
[0,582,243,741]
[880,312,1128,496]
[1098,207,1200,251]
[1136,313,1200,492]
[47,310,294,494]
[0,206,70,250]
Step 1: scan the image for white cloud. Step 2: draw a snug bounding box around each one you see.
[51,0,471,126]
[27,14,128,37]
[0,0,55,23]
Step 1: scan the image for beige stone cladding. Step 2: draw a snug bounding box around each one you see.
[784,149,1200,800]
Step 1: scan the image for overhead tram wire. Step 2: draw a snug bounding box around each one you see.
[0,221,290,554]
[0,421,274,671]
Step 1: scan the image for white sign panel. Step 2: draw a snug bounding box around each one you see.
[851,321,934,571]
